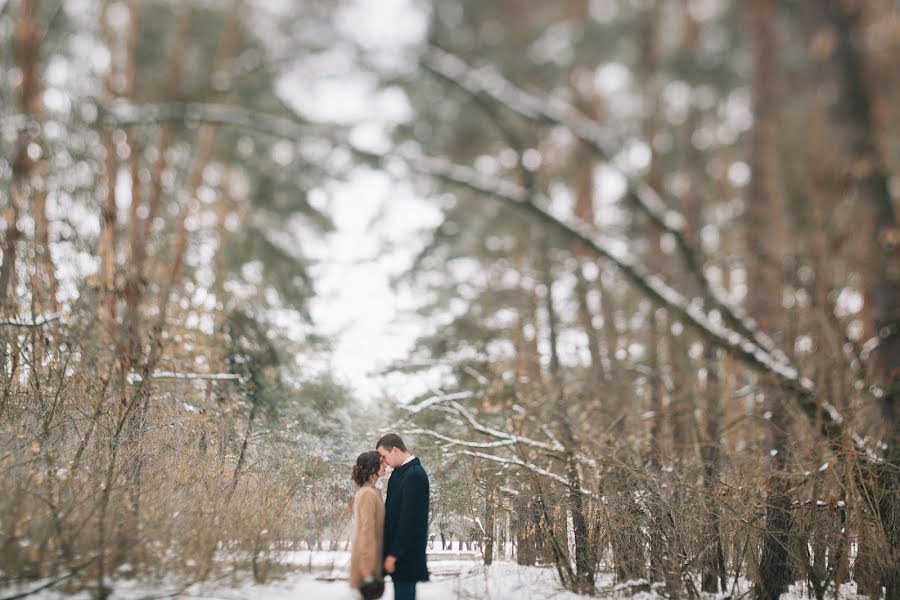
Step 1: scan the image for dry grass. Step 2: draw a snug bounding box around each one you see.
[0,343,350,595]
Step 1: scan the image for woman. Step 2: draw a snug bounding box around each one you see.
[349,450,386,599]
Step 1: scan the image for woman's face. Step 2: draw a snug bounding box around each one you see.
[377,455,387,478]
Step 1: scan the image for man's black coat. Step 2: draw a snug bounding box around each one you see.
[383,457,430,582]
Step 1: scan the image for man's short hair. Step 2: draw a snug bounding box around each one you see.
[376,433,407,453]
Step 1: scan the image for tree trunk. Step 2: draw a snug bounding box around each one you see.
[515,487,538,566]
[14,0,56,316]
[674,7,728,586]
[700,346,727,593]
[574,264,606,386]
[31,187,56,314]
[637,5,684,594]
[593,271,649,583]
[541,251,594,594]
[98,125,119,327]
[0,198,20,317]
[484,486,495,566]
[9,0,51,317]
[757,400,795,600]
[567,34,654,584]
[646,308,671,589]
[745,2,796,599]
[815,4,900,597]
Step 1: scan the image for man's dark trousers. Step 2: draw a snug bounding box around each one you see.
[393,581,416,600]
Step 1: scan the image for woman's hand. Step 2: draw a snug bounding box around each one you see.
[384,555,396,573]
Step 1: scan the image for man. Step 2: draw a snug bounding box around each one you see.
[376,433,429,600]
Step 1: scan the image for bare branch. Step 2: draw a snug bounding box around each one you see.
[401,390,477,416]
[445,399,565,454]
[0,312,62,327]
[150,371,243,382]
[0,99,842,439]
[460,450,596,497]
[419,46,798,381]
[406,427,516,449]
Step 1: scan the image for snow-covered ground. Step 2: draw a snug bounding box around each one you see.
[4,551,594,600]
[3,551,873,600]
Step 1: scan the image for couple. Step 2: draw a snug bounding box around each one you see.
[349,433,429,600]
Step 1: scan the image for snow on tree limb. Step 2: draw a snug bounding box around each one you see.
[460,450,597,497]
[150,371,243,381]
[0,312,62,327]
[407,398,601,468]
[446,399,565,454]
[401,390,476,415]
[387,143,842,439]
[3,100,843,440]
[407,427,516,449]
[419,47,798,383]
[126,371,244,383]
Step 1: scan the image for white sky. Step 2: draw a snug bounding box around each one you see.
[282,0,439,403]
[307,172,441,403]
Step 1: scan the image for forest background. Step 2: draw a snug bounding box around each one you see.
[1,1,898,599]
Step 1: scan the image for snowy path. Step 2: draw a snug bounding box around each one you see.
[5,552,594,600]
[2,552,873,600]
[191,561,593,600]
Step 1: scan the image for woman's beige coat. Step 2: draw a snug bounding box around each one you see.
[348,483,384,589]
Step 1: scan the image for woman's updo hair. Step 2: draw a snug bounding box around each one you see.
[351,450,381,487]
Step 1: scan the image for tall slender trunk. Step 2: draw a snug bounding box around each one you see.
[97,6,245,594]
[161,0,243,332]
[571,125,608,391]
[757,401,794,600]
[747,2,794,599]
[0,199,18,314]
[569,129,628,584]
[7,0,54,388]
[646,307,670,588]
[542,251,594,594]
[814,5,900,598]
[515,484,538,566]
[484,486,495,566]
[637,5,684,594]
[580,115,663,582]
[0,195,20,386]
[700,345,727,593]
[14,0,56,318]
[510,244,541,570]
[595,268,648,582]
[98,125,118,327]
[31,185,56,314]
[574,265,605,386]
[122,3,193,376]
[672,5,727,587]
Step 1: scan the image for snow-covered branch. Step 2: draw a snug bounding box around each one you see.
[445,399,565,454]
[100,100,321,139]
[462,365,490,386]
[406,427,516,449]
[461,450,596,498]
[420,47,797,382]
[152,371,243,381]
[45,99,842,439]
[409,396,602,469]
[402,390,477,416]
[0,312,62,327]
[389,146,843,439]
[127,371,244,383]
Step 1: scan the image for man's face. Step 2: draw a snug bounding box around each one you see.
[377,446,403,469]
